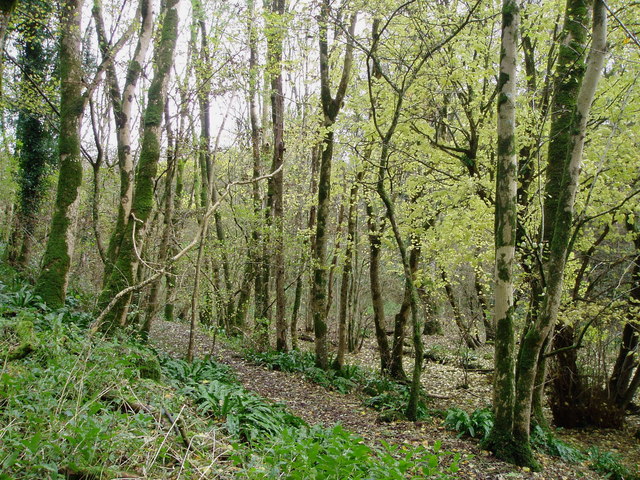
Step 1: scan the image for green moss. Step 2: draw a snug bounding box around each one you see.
[502,0,518,25]
[483,429,540,470]
[2,317,36,361]
[136,355,161,381]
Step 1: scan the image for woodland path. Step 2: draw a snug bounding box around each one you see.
[150,319,609,479]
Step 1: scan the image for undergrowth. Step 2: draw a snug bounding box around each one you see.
[163,356,462,478]
[0,279,224,479]
[0,271,460,479]
[444,406,639,478]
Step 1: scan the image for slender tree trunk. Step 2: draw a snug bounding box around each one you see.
[246,0,268,346]
[366,202,391,373]
[305,145,320,332]
[266,0,288,351]
[165,150,185,322]
[512,0,606,463]
[442,271,482,349]
[97,0,180,330]
[475,272,494,341]
[311,1,356,369]
[484,0,521,465]
[389,243,420,381]
[333,172,361,369]
[35,0,84,308]
[325,202,345,319]
[290,273,303,349]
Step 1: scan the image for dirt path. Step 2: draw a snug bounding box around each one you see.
[150,320,604,479]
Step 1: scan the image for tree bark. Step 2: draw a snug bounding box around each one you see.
[94,0,153,284]
[35,0,84,308]
[97,0,180,330]
[366,201,391,374]
[512,0,606,462]
[9,11,54,270]
[266,0,288,352]
[484,0,522,465]
[333,172,361,369]
[389,242,420,381]
[311,2,356,369]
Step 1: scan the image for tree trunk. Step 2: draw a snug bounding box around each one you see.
[512,0,606,463]
[97,0,180,330]
[366,202,391,374]
[94,0,153,284]
[333,173,361,369]
[305,145,320,333]
[475,272,494,341]
[389,242,420,381]
[9,12,54,270]
[266,0,287,352]
[290,274,303,349]
[35,0,84,308]
[141,100,176,336]
[311,2,356,369]
[484,0,522,465]
[442,271,482,349]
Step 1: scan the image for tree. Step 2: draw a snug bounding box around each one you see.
[486,0,608,468]
[34,0,84,308]
[483,0,520,463]
[266,0,287,352]
[311,1,356,369]
[8,0,55,270]
[93,0,153,283]
[98,0,180,330]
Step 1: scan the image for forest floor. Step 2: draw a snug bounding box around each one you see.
[150,320,640,479]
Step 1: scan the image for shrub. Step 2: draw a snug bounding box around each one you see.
[444,408,493,440]
[530,425,584,463]
[587,447,640,480]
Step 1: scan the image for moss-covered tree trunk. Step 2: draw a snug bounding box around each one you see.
[484,0,522,465]
[333,172,361,369]
[528,0,591,426]
[366,201,391,373]
[311,2,356,369]
[97,0,180,330]
[93,0,153,283]
[9,5,55,270]
[34,0,84,308]
[141,100,176,336]
[266,0,288,352]
[512,0,606,462]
